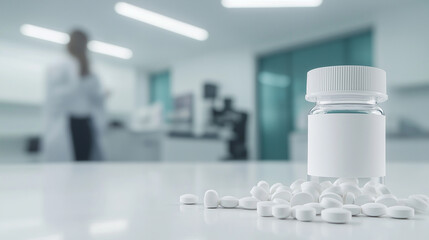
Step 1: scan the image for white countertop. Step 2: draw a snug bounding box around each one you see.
[0,162,428,240]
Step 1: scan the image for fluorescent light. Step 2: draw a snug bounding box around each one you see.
[20,24,133,59]
[20,24,69,44]
[89,219,128,235]
[222,0,323,8]
[115,2,208,41]
[88,40,133,59]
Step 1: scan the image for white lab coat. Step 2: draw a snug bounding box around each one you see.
[42,56,107,162]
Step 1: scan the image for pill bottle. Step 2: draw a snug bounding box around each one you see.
[306,66,387,186]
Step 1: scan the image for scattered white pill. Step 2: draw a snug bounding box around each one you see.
[301,181,322,193]
[340,183,362,197]
[292,188,302,195]
[220,196,239,208]
[387,206,415,219]
[239,196,259,210]
[276,185,292,193]
[323,186,343,197]
[180,194,199,205]
[270,183,283,194]
[363,180,379,189]
[344,192,355,204]
[362,203,387,217]
[355,194,374,206]
[334,178,358,186]
[406,195,428,213]
[319,192,343,203]
[272,204,291,219]
[257,201,275,217]
[290,179,305,191]
[409,194,429,204]
[321,208,351,224]
[271,190,292,202]
[304,202,323,215]
[397,198,408,206]
[375,194,398,207]
[377,184,391,195]
[320,181,333,191]
[204,190,219,208]
[290,205,299,218]
[257,180,270,193]
[251,186,270,201]
[363,185,380,197]
[291,192,314,206]
[295,206,316,222]
[343,204,361,216]
[320,197,343,209]
[302,188,319,202]
[273,198,289,205]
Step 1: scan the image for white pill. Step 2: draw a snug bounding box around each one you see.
[363,180,379,189]
[340,183,362,197]
[320,181,333,191]
[406,195,429,213]
[239,196,259,210]
[220,196,239,208]
[375,194,398,207]
[361,203,387,217]
[323,186,343,197]
[319,192,343,203]
[204,190,219,208]
[271,190,292,202]
[273,198,289,205]
[270,182,283,194]
[377,184,391,195]
[344,192,355,204]
[292,188,302,195]
[334,178,358,186]
[304,202,323,215]
[257,201,274,217]
[387,206,415,219]
[291,192,314,206]
[355,194,374,206]
[290,205,299,218]
[301,181,322,193]
[276,185,292,193]
[320,197,343,209]
[397,198,408,206]
[363,185,380,197]
[343,204,361,216]
[250,186,270,201]
[295,206,316,222]
[409,194,429,204]
[272,204,291,219]
[302,187,319,201]
[257,180,270,193]
[321,208,351,224]
[290,179,305,191]
[180,194,199,205]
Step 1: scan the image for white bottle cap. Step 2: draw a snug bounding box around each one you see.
[306,66,387,102]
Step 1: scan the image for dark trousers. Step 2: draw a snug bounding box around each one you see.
[69,116,93,161]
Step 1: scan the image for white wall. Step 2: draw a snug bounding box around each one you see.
[171,49,257,159]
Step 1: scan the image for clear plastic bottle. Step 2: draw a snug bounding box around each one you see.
[305,66,388,186]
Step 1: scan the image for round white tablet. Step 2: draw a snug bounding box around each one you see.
[406,196,428,213]
[290,179,305,191]
[334,178,358,186]
[291,192,314,206]
[340,183,362,197]
[375,194,398,207]
[323,186,343,197]
[180,194,199,205]
[291,205,299,219]
[204,190,219,208]
[355,194,374,206]
[304,202,323,215]
[220,196,238,208]
[239,196,259,210]
[320,197,343,209]
[387,206,414,219]
[319,192,343,203]
[361,203,387,217]
[272,204,291,219]
[321,208,351,224]
[271,190,292,202]
[250,186,270,201]
[320,181,333,191]
[377,184,391,195]
[344,192,355,204]
[301,181,322,193]
[257,201,274,217]
[343,204,361,216]
[276,185,292,193]
[257,180,270,192]
[273,198,289,205]
[295,206,316,222]
[270,183,283,194]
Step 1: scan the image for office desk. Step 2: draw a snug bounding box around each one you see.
[0,162,428,239]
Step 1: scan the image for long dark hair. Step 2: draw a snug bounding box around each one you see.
[67,30,89,77]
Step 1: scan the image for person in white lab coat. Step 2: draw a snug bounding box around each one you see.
[43,30,107,161]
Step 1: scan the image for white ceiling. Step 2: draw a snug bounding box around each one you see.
[0,0,414,71]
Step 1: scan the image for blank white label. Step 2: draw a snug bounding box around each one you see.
[308,114,385,178]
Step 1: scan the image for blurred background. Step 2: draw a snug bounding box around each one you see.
[1,0,428,163]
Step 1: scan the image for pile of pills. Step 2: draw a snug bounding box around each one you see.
[179,178,429,224]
